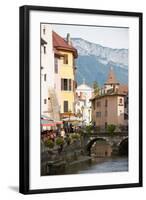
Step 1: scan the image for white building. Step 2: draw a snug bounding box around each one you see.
[41,24,55,118]
[75,81,93,125]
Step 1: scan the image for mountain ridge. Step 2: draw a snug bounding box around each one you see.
[70,38,128,87]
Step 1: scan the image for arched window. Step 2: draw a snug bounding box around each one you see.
[119,98,123,104]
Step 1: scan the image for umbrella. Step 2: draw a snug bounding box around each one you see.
[55,121,63,125]
[41,119,56,127]
[41,115,53,121]
[63,116,82,122]
[41,115,63,126]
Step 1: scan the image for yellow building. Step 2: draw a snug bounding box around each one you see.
[53,32,78,118]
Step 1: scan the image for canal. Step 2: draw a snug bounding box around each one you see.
[64,157,128,175]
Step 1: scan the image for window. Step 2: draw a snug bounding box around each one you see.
[105,111,108,117]
[63,54,68,64]
[64,101,68,112]
[97,101,101,107]
[124,113,128,120]
[44,46,46,54]
[44,74,47,81]
[105,99,108,107]
[96,112,101,118]
[119,98,123,104]
[64,79,68,90]
[44,99,47,104]
[43,26,46,34]
[54,58,58,73]
[61,79,72,91]
[105,122,108,129]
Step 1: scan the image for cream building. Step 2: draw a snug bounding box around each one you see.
[41,24,60,121]
[75,81,93,125]
[91,67,128,132]
[41,24,55,118]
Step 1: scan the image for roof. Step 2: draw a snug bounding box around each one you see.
[52,31,78,58]
[118,85,128,95]
[90,85,128,101]
[105,67,119,85]
[90,93,126,101]
[76,83,93,91]
[53,48,64,57]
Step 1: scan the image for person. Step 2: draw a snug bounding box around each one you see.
[63,121,68,134]
[60,128,65,138]
[70,123,73,133]
[50,130,55,142]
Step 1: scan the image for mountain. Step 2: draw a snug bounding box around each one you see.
[71,38,128,86]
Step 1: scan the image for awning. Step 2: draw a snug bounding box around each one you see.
[62,116,82,122]
[41,119,56,127]
[41,116,63,126]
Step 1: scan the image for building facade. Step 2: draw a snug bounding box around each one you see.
[91,67,128,132]
[75,81,93,125]
[41,24,55,118]
[53,32,78,119]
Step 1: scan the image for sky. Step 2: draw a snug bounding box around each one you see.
[52,24,129,49]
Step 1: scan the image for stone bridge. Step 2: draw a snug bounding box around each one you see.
[83,132,128,156]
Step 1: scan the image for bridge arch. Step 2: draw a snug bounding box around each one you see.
[86,137,111,156]
[118,137,128,156]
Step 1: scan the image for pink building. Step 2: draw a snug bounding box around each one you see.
[91,67,128,132]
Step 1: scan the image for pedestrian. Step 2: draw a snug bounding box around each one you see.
[61,128,65,138]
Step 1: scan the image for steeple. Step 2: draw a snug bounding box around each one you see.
[105,67,119,85]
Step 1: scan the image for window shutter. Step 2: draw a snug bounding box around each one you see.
[61,79,64,90]
[69,79,71,91]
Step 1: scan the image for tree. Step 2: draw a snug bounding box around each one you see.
[45,139,55,149]
[93,81,100,95]
[56,137,64,153]
[85,125,93,136]
[56,137,64,146]
[107,124,116,136]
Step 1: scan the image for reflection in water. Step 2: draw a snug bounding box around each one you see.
[65,157,128,175]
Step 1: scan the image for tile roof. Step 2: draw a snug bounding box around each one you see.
[118,85,128,95]
[90,84,128,100]
[52,31,78,58]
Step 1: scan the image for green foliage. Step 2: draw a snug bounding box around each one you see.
[93,81,100,95]
[45,139,54,149]
[107,124,116,135]
[84,125,93,136]
[71,133,80,141]
[56,137,64,146]
[85,125,93,133]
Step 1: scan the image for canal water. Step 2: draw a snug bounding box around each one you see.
[65,157,128,175]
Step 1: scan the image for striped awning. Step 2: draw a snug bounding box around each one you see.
[41,115,63,126]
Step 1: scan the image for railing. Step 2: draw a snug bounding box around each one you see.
[89,132,128,137]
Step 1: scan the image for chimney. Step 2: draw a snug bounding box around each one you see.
[66,33,71,45]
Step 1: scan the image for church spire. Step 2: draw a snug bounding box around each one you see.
[105,67,119,85]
